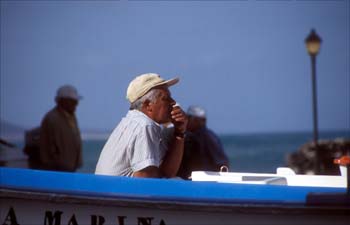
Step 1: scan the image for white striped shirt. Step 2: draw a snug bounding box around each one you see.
[95,110,171,177]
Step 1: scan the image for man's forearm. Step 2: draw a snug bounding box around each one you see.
[159,136,185,178]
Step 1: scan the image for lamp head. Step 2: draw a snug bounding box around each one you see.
[305,29,322,56]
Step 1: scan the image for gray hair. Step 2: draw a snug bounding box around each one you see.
[130,88,161,110]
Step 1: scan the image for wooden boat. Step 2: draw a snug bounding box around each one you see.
[1,166,349,225]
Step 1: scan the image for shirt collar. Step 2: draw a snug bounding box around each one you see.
[127,110,161,127]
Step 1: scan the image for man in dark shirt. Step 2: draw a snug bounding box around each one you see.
[177,106,229,179]
[39,85,83,172]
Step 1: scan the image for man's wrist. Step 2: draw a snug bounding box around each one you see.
[174,131,185,139]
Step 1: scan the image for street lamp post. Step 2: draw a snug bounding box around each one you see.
[305,29,322,145]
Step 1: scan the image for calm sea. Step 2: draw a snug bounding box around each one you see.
[78,130,350,174]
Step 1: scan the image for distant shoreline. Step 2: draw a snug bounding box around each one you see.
[0,132,112,142]
[81,133,110,141]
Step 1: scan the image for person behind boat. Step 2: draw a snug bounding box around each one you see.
[39,85,83,172]
[177,105,229,179]
[95,73,188,178]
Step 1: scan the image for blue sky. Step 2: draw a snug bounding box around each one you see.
[1,0,349,134]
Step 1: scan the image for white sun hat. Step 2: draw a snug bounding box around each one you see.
[55,85,82,101]
[187,105,206,119]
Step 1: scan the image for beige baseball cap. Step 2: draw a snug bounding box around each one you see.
[126,73,179,103]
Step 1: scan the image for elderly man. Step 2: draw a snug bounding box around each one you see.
[95,73,188,178]
[39,85,83,172]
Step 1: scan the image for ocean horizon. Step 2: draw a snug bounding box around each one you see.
[1,122,348,175]
[77,130,349,174]
[2,129,348,174]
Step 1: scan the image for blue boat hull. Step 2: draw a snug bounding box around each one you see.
[1,167,349,225]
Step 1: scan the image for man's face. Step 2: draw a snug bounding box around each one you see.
[149,88,175,124]
[58,98,78,115]
[187,116,206,132]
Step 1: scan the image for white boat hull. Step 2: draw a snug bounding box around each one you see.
[1,189,349,225]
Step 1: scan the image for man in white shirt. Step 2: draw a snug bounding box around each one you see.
[95,73,187,178]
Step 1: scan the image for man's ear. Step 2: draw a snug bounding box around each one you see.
[142,99,152,112]
[55,97,61,105]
